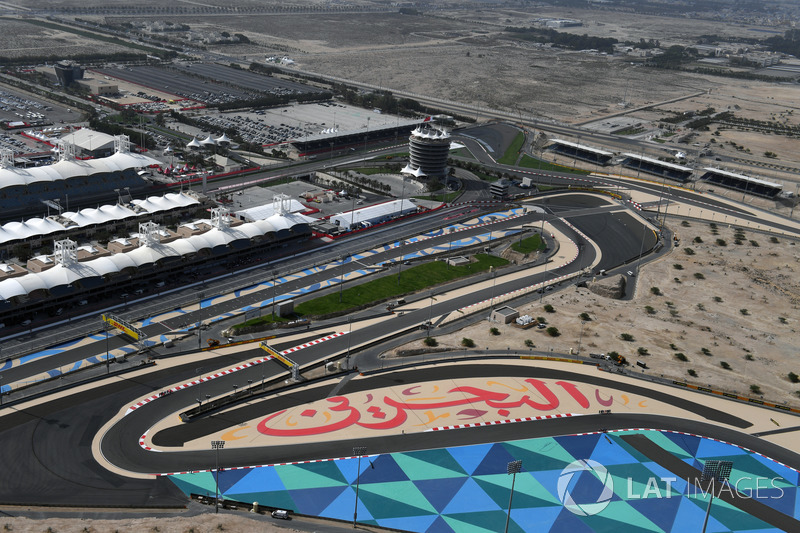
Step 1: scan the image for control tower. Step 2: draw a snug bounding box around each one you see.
[402,124,450,178]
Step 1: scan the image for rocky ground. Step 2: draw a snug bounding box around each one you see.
[392,219,800,407]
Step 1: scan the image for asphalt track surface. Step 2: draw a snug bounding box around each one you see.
[3,201,623,386]
[1,187,767,512]
[1,203,522,383]
[0,195,650,506]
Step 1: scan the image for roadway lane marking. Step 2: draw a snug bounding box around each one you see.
[427,412,580,431]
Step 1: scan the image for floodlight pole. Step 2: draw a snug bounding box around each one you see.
[211,440,225,513]
[700,460,733,533]
[105,320,110,373]
[353,446,367,528]
[505,460,523,533]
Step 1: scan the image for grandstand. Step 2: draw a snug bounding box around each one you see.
[0,192,203,260]
[0,134,158,220]
[291,119,421,158]
[0,201,315,325]
[548,139,614,166]
[621,153,694,183]
[699,168,783,198]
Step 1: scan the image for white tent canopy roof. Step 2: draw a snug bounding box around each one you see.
[0,206,312,300]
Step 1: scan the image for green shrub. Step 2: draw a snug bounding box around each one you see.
[669,343,678,350]
[694,272,705,279]
[681,220,690,227]
[740,308,749,316]
[684,247,695,255]
[524,339,534,348]
[696,303,705,311]
[720,361,731,370]
[536,317,547,325]
[693,236,703,244]
[770,236,779,243]
[650,287,662,296]
[645,305,656,315]
[675,352,688,362]
[673,264,684,270]
[579,312,591,321]
[620,333,635,342]
[779,317,787,324]
[637,347,649,356]
[750,384,762,395]
[701,347,712,356]
[716,238,727,246]
[489,327,500,336]
[688,369,697,377]
[789,372,800,384]
[713,296,723,303]
[749,240,759,247]
[544,304,555,313]
[745,354,754,361]
[546,326,560,337]
[424,337,438,347]
[461,338,475,348]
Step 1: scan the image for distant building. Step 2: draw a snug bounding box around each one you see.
[76,78,118,97]
[53,61,84,88]
[489,179,510,198]
[544,19,582,28]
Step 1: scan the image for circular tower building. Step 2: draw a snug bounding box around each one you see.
[403,124,450,178]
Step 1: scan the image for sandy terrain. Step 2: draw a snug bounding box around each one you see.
[0,513,292,533]
[0,19,131,58]
[393,220,800,407]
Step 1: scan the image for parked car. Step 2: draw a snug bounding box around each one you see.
[271,510,290,520]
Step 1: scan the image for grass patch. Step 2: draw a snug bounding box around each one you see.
[349,167,388,175]
[293,254,509,317]
[518,154,590,174]
[451,147,476,159]
[413,191,461,203]
[473,170,498,182]
[258,177,295,188]
[497,132,525,165]
[233,313,288,330]
[511,234,545,254]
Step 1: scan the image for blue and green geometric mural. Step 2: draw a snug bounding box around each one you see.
[168,430,800,532]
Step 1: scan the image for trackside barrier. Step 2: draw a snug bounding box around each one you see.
[669,380,800,414]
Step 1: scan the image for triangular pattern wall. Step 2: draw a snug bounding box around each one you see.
[169,430,800,532]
